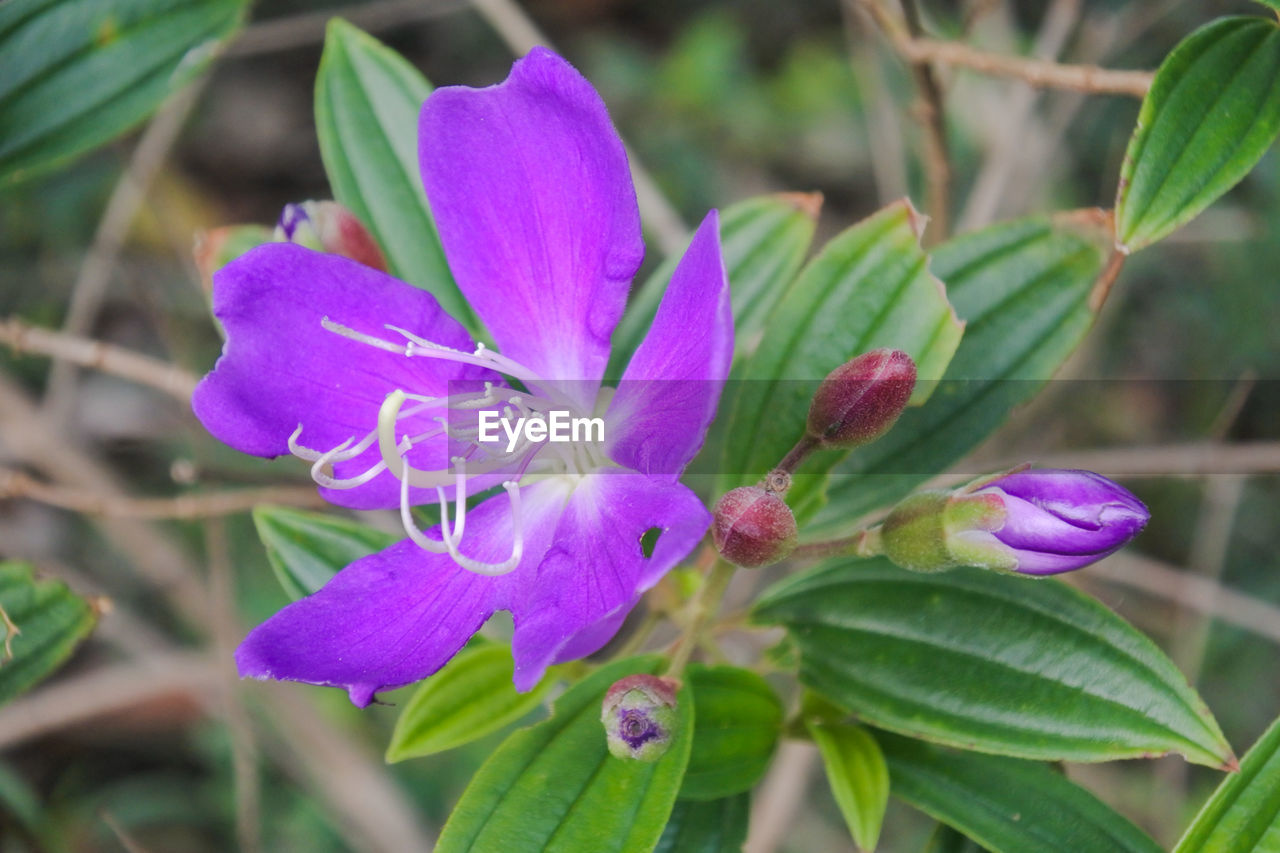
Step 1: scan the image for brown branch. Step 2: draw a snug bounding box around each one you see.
[1081,551,1280,647]
[0,317,199,402]
[0,468,325,520]
[0,652,220,750]
[227,0,468,57]
[870,0,952,241]
[900,36,1152,97]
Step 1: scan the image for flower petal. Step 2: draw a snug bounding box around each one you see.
[605,211,732,479]
[419,47,644,406]
[192,243,495,510]
[509,473,710,690]
[235,479,570,706]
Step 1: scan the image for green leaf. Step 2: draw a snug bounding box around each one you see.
[437,656,694,853]
[1116,16,1280,252]
[680,665,783,801]
[655,794,750,853]
[923,824,987,853]
[610,192,820,376]
[808,212,1112,538]
[753,558,1234,767]
[808,719,889,851]
[878,731,1163,853]
[717,199,963,508]
[1174,711,1280,851]
[0,562,96,705]
[882,732,1161,853]
[0,0,247,186]
[315,19,475,329]
[386,643,555,761]
[252,505,396,600]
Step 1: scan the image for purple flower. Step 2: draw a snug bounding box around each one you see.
[192,48,733,705]
[975,468,1150,575]
[881,467,1149,576]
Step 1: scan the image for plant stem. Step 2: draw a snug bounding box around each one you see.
[790,527,884,562]
[775,435,819,477]
[666,559,736,677]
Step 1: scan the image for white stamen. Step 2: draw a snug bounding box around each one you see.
[398,440,448,554]
[321,317,409,354]
[436,480,524,576]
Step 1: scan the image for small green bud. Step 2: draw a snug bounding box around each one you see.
[881,490,1011,573]
[602,674,680,761]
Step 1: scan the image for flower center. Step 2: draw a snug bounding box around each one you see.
[285,318,613,575]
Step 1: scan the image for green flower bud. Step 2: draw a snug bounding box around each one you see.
[601,674,680,761]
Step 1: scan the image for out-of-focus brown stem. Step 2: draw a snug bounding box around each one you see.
[900,36,1153,96]
[0,468,325,520]
[1,317,199,401]
[888,0,952,241]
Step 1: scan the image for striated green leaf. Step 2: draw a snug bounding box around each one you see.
[1174,711,1280,851]
[655,794,750,853]
[753,558,1233,767]
[879,731,1163,853]
[0,0,247,186]
[437,656,693,853]
[252,505,396,600]
[386,643,555,761]
[808,718,889,851]
[680,664,783,801]
[718,200,963,506]
[1117,16,1280,252]
[923,824,987,853]
[611,192,820,375]
[808,212,1112,537]
[0,562,96,705]
[315,19,475,328]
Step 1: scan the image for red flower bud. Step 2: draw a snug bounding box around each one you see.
[807,349,916,448]
[712,486,798,568]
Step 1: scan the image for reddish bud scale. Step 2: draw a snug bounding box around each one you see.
[807,348,916,449]
[712,486,798,568]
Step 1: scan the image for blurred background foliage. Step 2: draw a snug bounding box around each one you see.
[2,0,1279,850]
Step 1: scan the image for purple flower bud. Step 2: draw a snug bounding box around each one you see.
[977,468,1150,575]
[602,674,679,761]
[807,349,916,449]
[712,486,798,568]
[273,201,388,272]
[881,468,1149,575]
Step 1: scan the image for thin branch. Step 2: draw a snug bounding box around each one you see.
[466,0,690,257]
[0,468,325,520]
[42,79,210,424]
[1011,441,1280,479]
[879,0,952,240]
[956,0,1081,232]
[0,317,199,402]
[1082,551,1280,647]
[227,0,468,57]
[899,36,1152,96]
[0,652,220,750]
